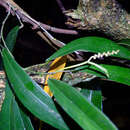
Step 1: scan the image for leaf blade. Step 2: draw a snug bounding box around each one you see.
[1,48,68,130]
[0,82,13,130]
[47,37,130,61]
[48,79,117,130]
[0,81,34,130]
[81,89,102,110]
[19,108,34,130]
[10,97,26,130]
[5,26,19,52]
[81,64,130,86]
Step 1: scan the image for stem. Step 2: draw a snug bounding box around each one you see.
[0,0,83,61]
[50,59,109,77]
[0,4,11,49]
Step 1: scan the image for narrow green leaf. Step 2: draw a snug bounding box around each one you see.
[117,39,130,49]
[91,90,102,110]
[1,48,68,130]
[81,89,102,110]
[48,79,117,130]
[47,37,130,61]
[5,26,19,52]
[0,26,34,130]
[81,64,130,86]
[118,39,130,46]
[0,81,34,130]
[10,97,26,130]
[0,82,13,130]
[0,26,19,69]
[19,109,34,130]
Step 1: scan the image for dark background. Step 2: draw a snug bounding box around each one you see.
[0,0,130,129]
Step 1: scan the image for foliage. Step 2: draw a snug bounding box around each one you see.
[0,24,130,130]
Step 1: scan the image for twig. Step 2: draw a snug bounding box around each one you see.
[0,0,78,35]
[62,50,120,70]
[39,23,78,35]
[55,0,74,28]
[49,50,120,77]
[0,3,11,49]
[15,13,24,29]
[56,0,66,13]
[0,0,83,61]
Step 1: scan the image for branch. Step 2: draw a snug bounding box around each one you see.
[40,23,78,35]
[56,0,66,13]
[65,0,130,40]
[0,0,84,61]
[0,0,78,35]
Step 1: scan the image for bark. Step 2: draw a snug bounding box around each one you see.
[65,0,130,40]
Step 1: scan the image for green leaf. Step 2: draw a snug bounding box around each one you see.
[0,82,14,130]
[117,39,130,49]
[10,97,26,130]
[117,39,130,46]
[81,89,102,110]
[0,26,34,130]
[1,48,68,130]
[48,79,117,130]
[47,37,130,61]
[81,64,130,86]
[19,108,34,130]
[0,26,19,69]
[5,26,19,52]
[0,81,34,130]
